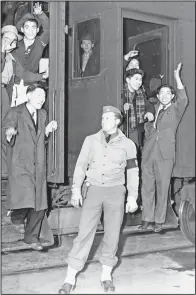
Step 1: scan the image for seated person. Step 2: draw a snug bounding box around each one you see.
[79,33,99,77]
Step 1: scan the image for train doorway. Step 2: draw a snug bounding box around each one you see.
[123,17,170,98]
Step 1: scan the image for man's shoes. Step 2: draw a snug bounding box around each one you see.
[153,223,163,233]
[138,221,153,230]
[101,280,115,292]
[24,242,43,251]
[58,283,74,294]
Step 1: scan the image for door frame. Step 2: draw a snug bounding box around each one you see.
[120,9,178,99]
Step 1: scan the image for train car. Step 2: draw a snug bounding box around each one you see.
[1,0,195,251]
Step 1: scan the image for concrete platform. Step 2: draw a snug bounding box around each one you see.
[2,229,193,275]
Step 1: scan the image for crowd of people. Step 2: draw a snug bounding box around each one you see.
[1,3,188,294]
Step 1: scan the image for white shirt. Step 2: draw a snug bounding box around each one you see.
[26,103,37,125]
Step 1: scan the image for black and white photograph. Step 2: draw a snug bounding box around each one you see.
[1,1,195,294]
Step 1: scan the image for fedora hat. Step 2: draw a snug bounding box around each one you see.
[16,13,41,32]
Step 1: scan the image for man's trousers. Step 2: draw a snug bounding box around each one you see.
[68,185,126,271]
[141,144,174,224]
[11,208,45,243]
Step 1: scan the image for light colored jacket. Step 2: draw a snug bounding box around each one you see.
[72,129,139,199]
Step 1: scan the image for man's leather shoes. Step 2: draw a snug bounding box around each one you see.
[30,242,43,251]
[101,280,115,292]
[153,223,163,233]
[138,221,153,230]
[58,283,73,294]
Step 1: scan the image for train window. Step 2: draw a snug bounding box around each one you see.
[73,18,100,79]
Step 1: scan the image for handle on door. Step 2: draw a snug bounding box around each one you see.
[52,89,56,176]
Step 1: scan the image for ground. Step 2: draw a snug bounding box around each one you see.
[2,230,195,294]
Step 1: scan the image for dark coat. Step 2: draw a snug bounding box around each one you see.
[80,49,100,77]
[142,88,188,163]
[2,103,49,211]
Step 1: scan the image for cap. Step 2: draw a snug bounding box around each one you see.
[16,13,41,32]
[80,33,94,43]
[2,25,19,38]
[103,106,122,116]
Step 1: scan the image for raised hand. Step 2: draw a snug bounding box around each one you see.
[174,63,184,89]
[174,63,182,81]
[33,2,43,15]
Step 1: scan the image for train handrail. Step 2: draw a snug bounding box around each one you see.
[52,89,57,176]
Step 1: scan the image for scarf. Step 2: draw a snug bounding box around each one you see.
[124,85,146,129]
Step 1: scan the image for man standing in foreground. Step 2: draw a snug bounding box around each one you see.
[58,106,139,294]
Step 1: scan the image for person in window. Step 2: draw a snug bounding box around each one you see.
[2,84,57,251]
[140,63,188,233]
[79,33,99,77]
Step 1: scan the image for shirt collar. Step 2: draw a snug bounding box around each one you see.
[26,102,36,116]
[158,102,171,111]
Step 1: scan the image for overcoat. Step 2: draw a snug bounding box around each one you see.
[2,103,49,211]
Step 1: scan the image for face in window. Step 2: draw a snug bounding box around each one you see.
[101,112,120,134]
[157,87,174,106]
[27,88,46,110]
[2,32,17,52]
[126,58,140,70]
[81,39,94,54]
[21,21,39,40]
[126,74,143,91]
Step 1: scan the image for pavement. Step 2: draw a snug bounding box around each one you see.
[2,246,195,294]
[2,229,193,275]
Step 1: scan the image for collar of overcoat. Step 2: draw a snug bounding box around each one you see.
[20,103,45,143]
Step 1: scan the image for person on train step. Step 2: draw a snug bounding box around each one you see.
[123,68,155,148]
[1,25,20,178]
[58,106,139,294]
[124,49,140,71]
[11,2,49,106]
[2,84,57,251]
[140,63,188,233]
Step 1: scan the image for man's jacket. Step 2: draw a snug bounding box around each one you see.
[142,88,188,162]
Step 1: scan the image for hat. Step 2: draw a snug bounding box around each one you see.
[103,106,122,116]
[16,13,41,32]
[80,33,94,43]
[125,68,144,79]
[2,25,19,38]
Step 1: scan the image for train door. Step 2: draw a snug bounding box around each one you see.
[122,15,178,229]
[128,27,169,98]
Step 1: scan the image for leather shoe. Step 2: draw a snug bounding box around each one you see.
[153,223,163,233]
[58,283,73,294]
[30,242,43,251]
[101,280,115,292]
[138,221,153,230]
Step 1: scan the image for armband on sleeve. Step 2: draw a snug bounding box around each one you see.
[126,158,138,169]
